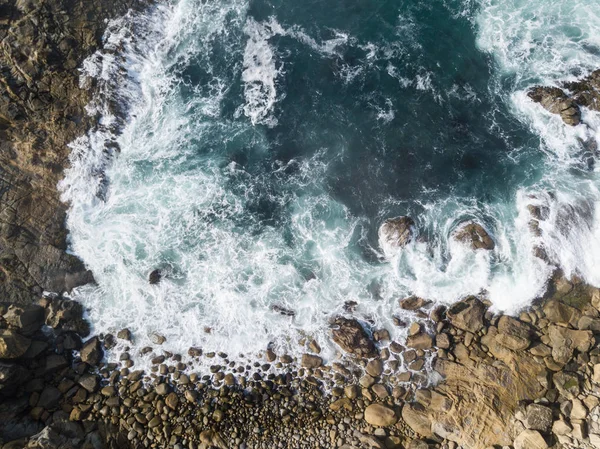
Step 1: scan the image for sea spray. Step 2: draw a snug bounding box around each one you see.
[61,0,600,367]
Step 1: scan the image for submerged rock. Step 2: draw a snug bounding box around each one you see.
[148,269,161,285]
[452,222,495,251]
[378,216,415,258]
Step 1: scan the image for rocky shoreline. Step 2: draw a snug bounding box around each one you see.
[4,273,600,449]
[3,0,600,448]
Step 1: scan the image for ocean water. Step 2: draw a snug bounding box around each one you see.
[60,0,600,363]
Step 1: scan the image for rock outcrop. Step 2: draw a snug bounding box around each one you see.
[452,222,495,251]
[528,69,600,127]
[378,216,415,258]
[528,86,581,126]
[330,317,377,359]
[0,0,144,305]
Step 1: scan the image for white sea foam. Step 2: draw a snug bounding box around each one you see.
[61,0,600,370]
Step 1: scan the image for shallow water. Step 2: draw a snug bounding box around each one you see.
[60,0,600,363]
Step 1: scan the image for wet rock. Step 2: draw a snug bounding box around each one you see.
[80,337,103,365]
[446,297,486,333]
[301,353,322,368]
[399,296,430,311]
[564,69,600,111]
[117,328,132,341]
[378,216,415,257]
[271,305,296,317]
[149,269,161,284]
[364,403,398,427]
[452,222,495,250]
[0,330,31,359]
[165,392,179,410]
[528,86,581,126]
[365,359,383,377]
[406,332,433,350]
[308,339,321,354]
[150,332,166,345]
[331,317,377,358]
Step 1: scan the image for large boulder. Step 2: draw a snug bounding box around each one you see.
[564,69,600,112]
[3,305,45,336]
[446,297,486,333]
[364,404,398,427]
[331,317,377,358]
[452,222,495,251]
[79,337,103,366]
[0,330,31,359]
[378,216,415,258]
[528,86,581,126]
[513,429,548,449]
[495,316,533,351]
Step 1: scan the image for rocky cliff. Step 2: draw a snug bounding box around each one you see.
[0,0,145,304]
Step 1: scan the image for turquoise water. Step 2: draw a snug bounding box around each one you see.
[61,0,600,361]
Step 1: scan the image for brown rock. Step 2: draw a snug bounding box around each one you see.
[331,317,377,358]
[364,403,398,427]
[399,296,430,311]
[406,333,433,350]
[301,353,322,368]
[528,86,581,126]
[495,316,532,351]
[366,359,384,377]
[165,392,179,410]
[453,222,495,250]
[513,429,548,449]
[378,216,415,257]
[0,330,31,359]
[446,297,486,333]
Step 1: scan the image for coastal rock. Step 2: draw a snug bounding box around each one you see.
[0,330,31,359]
[406,332,433,350]
[378,216,415,257]
[563,69,600,112]
[446,297,486,333]
[452,222,495,251]
[365,359,383,377]
[301,353,322,368]
[513,429,548,449]
[331,317,377,358]
[80,337,103,365]
[399,296,430,311]
[3,305,45,335]
[528,86,581,126]
[364,404,398,427]
[148,269,161,285]
[524,404,553,432]
[495,316,532,351]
